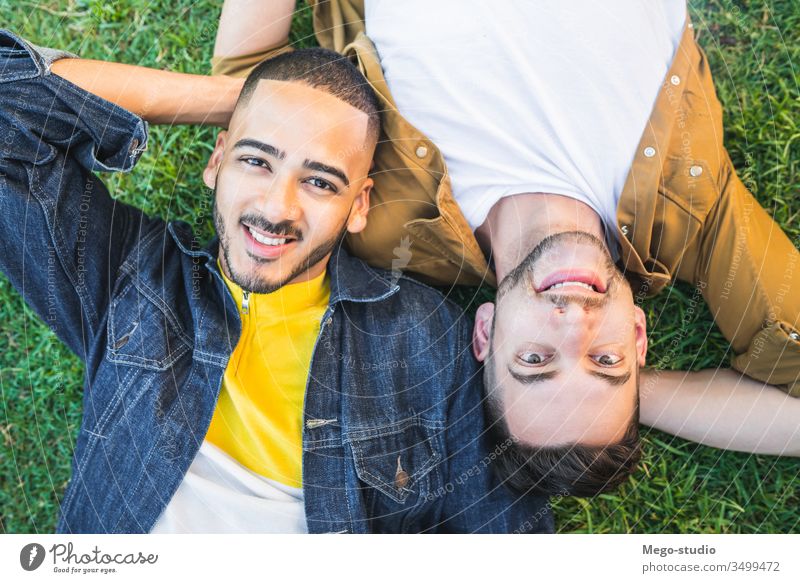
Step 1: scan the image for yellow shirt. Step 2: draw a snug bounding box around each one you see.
[205,260,330,488]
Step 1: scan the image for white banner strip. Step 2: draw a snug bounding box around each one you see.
[1,534,797,582]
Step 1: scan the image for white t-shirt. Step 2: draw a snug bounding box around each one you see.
[150,441,307,533]
[365,0,686,239]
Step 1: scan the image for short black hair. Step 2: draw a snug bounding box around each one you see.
[484,364,642,497]
[236,47,381,147]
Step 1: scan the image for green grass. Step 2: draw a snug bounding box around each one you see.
[1,0,798,533]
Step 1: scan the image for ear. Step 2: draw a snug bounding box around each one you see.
[346,177,372,234]
[472,302,495,361]
[203,130,228,190]
[633,305,648,367]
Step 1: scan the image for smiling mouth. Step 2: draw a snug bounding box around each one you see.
[242,222,299,247]
[535,270,608,293]
[545,281,598,292]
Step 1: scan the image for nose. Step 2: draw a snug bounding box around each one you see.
[548,301,597,347]
[559,301,593,325]
[259,172,301,223]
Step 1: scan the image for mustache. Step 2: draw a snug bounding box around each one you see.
[239,214,303,241]
[542,290,611,310]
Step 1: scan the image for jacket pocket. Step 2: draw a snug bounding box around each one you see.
[347,416,443,505]
[106,277,192,371]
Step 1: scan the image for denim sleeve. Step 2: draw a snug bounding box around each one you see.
[436,316,555,534]
[0,30,161,359]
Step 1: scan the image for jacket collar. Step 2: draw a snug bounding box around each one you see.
[168,221,400,306]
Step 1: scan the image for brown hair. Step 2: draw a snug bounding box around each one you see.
[484,364,642,497]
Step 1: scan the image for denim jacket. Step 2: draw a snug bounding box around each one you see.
[0,30,553,534]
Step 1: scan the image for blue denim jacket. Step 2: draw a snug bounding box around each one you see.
[0,30,553,534]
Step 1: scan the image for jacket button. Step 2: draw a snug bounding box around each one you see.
[129,138,140,153]
[670,75,681,86]
[643,146,656,158]
[689,165,703,177]
[415,145,428,158]
[790,331,800,341]
[394,455,409,490]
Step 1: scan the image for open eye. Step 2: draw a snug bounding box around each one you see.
[518,351,552,366]
[305,177,337,193]
[593,353,622,366]
[240,156,271,170]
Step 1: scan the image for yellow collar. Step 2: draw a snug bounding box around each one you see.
[217,258,330,318]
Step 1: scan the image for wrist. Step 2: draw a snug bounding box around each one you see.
[215,75,245,127]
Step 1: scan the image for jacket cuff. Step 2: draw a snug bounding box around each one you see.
[0,29,147,173]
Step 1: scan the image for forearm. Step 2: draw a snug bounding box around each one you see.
[640,368,800,456]
[50,58,244,126]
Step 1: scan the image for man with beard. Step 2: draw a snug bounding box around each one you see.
[208,0,800,495]
[205,1,800,496]
[31,1,800,498]
[0,30,552,533]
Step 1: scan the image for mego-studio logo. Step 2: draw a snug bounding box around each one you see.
[20,543,46,571]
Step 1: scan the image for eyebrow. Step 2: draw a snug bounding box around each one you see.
[507,368,559,385]
[506,366,632,387]
[303,159,350,187]
[589,368,632,387]
[233,139,286,160]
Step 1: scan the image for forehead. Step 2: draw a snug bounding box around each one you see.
[498,369,636,446]
[231,79,371,163]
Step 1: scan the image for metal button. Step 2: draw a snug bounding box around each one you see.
[394,455,410,490]
[689,165,703,177]
[643,146,656,158]
[325,316,333,326]
[790,331,800,341]
[621,225,630,237]
[129,138,140,153]
[415,145,428,158]
[670,75,681,86]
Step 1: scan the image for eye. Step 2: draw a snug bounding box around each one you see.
[305,177,337,193]
[240,156,271,170]
[518,351,552,366]
[593,353,622,366]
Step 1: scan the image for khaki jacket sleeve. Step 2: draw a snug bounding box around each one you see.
[211,43,294,78]
[694,152,800,396]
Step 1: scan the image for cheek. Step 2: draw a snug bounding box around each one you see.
[216,173,254,215]
[214,190,236,223]
[498,303,550,339]
[304,200,344,235]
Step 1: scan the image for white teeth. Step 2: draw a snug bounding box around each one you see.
[548,281,595,291]
[248,226,287,246]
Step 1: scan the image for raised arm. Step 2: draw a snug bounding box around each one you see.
[215,0,296,58]
[49,0,298,125]
[640,368,800,457]
[49,58,243,126]
[0,30,160,359]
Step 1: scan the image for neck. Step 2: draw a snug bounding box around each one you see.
[474,193,606,283]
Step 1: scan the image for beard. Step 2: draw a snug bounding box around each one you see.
[212,191,348,294]
[497,230,628,305]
